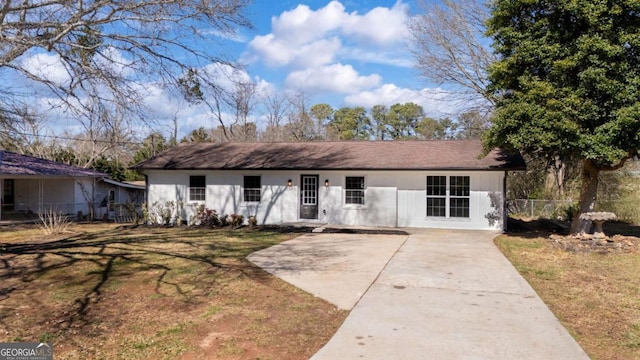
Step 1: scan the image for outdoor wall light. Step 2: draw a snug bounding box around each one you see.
[287,179,293,188]
[324,179,330,188]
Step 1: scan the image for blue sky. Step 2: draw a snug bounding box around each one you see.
[153,0,462,137]
[202,1,465,109]
[234,0,433,109]
[16,0,473,139]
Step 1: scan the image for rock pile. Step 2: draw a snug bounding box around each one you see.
[549,233,640,253]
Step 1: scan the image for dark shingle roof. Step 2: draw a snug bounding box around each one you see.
[0,151,106,177]
[133,140,525,171]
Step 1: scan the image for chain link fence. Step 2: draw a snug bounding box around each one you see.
[507,199,573,220]
[507,199,640,223]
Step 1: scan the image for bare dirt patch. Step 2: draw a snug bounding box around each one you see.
[496,219,640,360]
[0,224,347,359]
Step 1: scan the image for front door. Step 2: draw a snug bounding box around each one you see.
[300,175,319,220]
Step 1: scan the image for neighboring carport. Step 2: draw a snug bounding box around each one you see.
[0,150,105,220]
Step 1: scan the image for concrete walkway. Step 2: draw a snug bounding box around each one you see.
[249,229,590,360]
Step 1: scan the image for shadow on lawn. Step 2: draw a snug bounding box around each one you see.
[0,226,280,334]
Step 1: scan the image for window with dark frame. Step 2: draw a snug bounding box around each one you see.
[345,176,365,205]
[189,175,206,201]
[449,176,470,218]
[426,176,447,217]
[243,176,261,202]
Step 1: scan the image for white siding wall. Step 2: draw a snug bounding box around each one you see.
[145,170,505,230]
[397,171,504,230]
[321,172,398,227]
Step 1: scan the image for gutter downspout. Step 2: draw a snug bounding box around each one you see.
[93,177,97,221]
[144,173,149,223]
[144,174,149,205]
[503,171,508,232]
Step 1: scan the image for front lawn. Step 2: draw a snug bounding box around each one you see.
[0,223,347,359]
[495,225,640,360]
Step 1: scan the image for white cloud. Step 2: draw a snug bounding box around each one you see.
[243,34,285,66]
[344,84,470,118]
[285,63,380,94]
[94,46,135,77]
[20,53,71,85]
[136,65,276,137]
[254,78,276,97]
[134,82,233,136]
[20,46,134,87]
[341,47,414,68]
[341,2,409,45]
[199,62,255,92]
[294,38,342,68]
[242,1,409,69]
[272,1,347,44]
[21,54,274,140]
[199,28,248,43]
[245,35,341,68]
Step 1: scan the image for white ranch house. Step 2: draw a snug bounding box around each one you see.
[134,140,525,230]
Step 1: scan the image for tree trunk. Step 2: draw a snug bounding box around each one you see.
[552,155,566,199]
[570,160,600,234]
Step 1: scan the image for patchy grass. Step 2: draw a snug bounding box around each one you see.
[495,229,640,360]
[0,223,347,359]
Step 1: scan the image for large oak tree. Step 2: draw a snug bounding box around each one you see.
[485,0,640,233]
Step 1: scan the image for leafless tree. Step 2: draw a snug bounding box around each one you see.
[209,123,257,142]
[408,0,496,108]
[0,103,48,155]
[283,91,325,141]
[260,92,290,142]
[58,104,136,168]
[0,0,251,140]
[228,80,257,141]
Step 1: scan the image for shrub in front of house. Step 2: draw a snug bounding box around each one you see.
[188,204,220,227]
[223,214,244,228]
[188,205,245,229]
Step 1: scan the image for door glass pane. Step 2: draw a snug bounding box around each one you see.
[302,176,317,205]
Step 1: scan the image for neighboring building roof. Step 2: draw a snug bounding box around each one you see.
[0,150,106,177]
[101,178,146,190]
[125,180,146,187]
[133,140,526,171]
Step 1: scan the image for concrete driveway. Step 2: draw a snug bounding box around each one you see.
[248,229,589,360]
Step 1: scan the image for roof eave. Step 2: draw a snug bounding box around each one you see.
[137,166,526,171]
